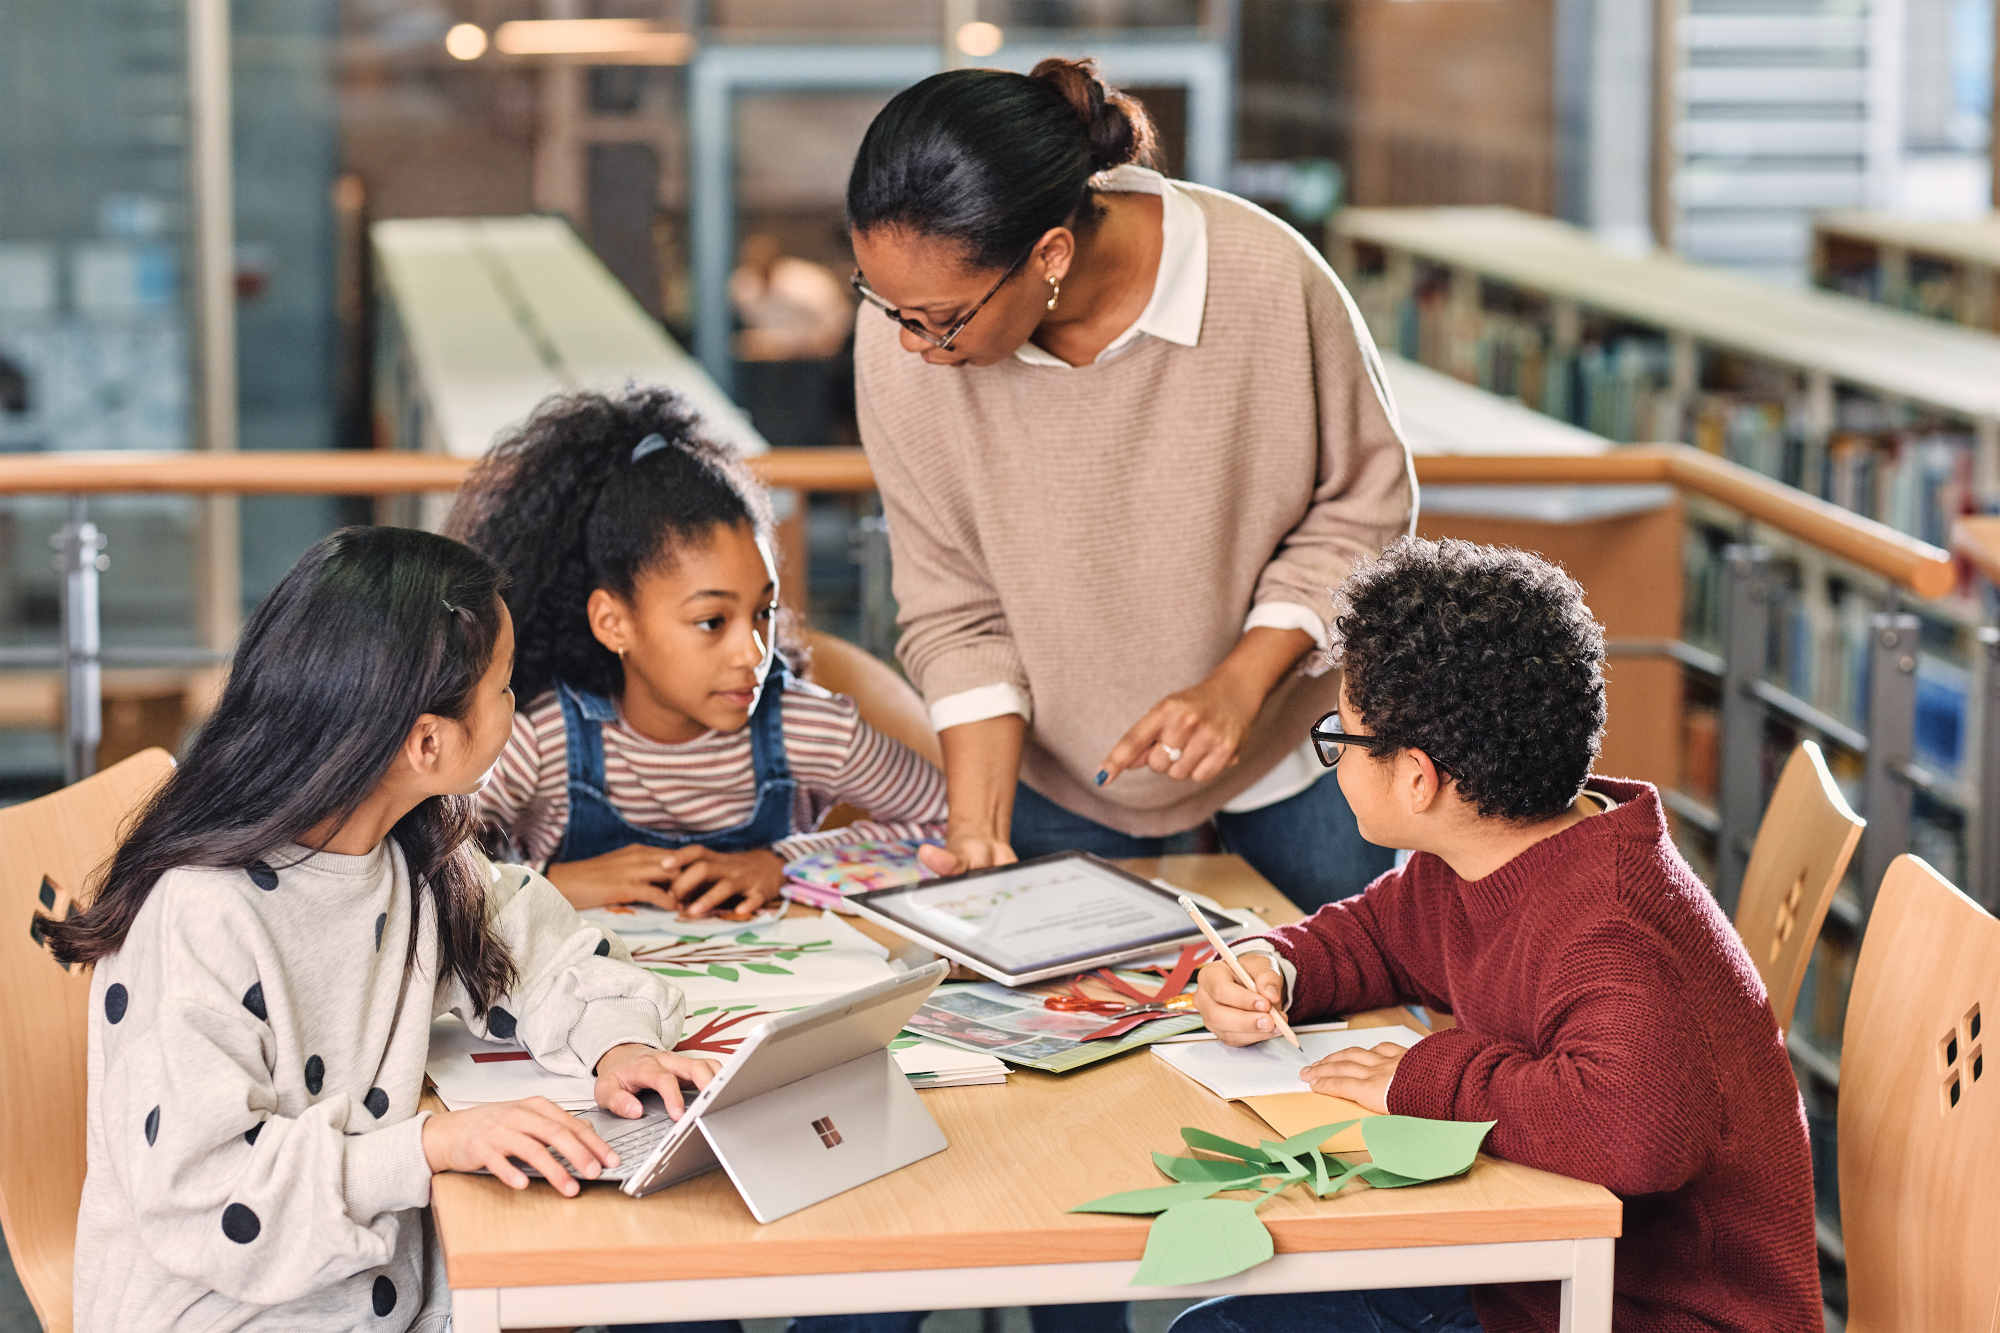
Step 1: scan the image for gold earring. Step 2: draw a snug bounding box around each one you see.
[1046,276,1060,311]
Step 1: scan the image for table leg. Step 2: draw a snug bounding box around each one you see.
[1557,1236,1615,1332]
[453,1287,502,1333]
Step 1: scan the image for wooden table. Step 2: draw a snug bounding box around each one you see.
[433,855,1621,1330]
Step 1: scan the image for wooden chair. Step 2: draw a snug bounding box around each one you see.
[0,748,174,1332]
[1732,740,1864,1031]
[802,630,941,768]
[1838,854,2000,1332]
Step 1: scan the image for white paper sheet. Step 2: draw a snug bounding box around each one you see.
[1150,1024,1427,1100]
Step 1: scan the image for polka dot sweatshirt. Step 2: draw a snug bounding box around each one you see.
[72,841,684,1332]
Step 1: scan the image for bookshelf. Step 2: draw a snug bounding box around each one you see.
[1812,212,2000,333]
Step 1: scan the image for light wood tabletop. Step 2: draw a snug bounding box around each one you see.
[430,854,1620,1328]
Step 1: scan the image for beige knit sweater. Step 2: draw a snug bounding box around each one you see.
[855,184,1415,837]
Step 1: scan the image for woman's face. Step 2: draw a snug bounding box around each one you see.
[850,226,1056,368]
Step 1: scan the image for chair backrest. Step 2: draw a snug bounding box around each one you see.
[1839,854,2000,1333]
[802,630,941,768]
[0,748,174,1333]
[1732,740,1864,1030]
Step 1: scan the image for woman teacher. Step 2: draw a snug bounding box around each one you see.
[847,58,1415,911]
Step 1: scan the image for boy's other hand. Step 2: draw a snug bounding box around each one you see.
[545,844,684,912]
[1300,1042,1407,1114]
[1195,954,1288,1046]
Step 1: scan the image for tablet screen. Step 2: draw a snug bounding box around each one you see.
[854,854,1231,977]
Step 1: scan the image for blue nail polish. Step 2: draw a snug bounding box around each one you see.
[1095,769,1108,785]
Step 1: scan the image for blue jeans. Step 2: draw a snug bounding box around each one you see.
[1170,1286,1482,1333]
[1012,772,1395,912]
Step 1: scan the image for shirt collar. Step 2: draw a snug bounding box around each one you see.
[1013,165,1207,369]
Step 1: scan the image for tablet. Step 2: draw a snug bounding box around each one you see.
[845,851,1235,986]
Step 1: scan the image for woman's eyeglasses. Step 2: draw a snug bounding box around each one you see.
[850,246,1033,351]
[1310,713,1376,769]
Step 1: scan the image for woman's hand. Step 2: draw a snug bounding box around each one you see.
[662,846,787,919]
[593,1044,721,1120]
[1194,955,1289,1046]
[421,1097,617,1197]
[917,831,1018,878]
[1099,672,1258,787]
[544,845,682,913]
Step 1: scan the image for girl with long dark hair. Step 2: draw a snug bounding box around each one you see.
[46,526,717,1333]
[448,385,945,922]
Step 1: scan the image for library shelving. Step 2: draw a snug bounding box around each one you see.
[1811,211,2000,333]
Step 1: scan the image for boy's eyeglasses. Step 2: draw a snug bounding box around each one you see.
[1309,713,1375,769]
[850,245,1033,351]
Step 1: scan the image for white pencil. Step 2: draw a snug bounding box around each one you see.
[1176,893,1302,1049]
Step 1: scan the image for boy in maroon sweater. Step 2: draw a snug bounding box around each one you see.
[1175,538,1822,1333]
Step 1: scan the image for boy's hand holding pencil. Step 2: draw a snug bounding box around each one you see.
[1194,954,1292,1046]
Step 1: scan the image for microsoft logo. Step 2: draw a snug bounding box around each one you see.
[811,1116,842,1148]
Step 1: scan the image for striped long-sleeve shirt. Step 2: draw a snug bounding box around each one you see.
[475,675,947,869]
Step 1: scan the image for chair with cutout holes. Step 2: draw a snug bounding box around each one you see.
[0,749,174,1332]
[1838,854,2000,1331]
[1732,741,1864,1031]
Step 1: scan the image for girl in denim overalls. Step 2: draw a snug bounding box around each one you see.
[452,385,946,928]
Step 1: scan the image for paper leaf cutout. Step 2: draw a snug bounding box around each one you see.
[1274,1119,1361,1159]
[1131,1198,1274,1287]
[1152,1152,1270,1186]
[1310,1148,1332,1196]
[1360,1116,1495,1182]
[1354,1164,1428,1189]
[1179,1127,1271,1163]
[1070,1180,1229,1215]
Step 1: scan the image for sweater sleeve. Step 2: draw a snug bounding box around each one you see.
[437,854,686,1074]
[1262,863,1449,1020]
[856,325,1030,711]
[92,886,431,1306]
[1384,918,1722,1198]
[774,708,950,859]
[1250,253,1416,627]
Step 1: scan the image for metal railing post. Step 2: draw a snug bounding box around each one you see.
[1715,544,1773,912]
[1859,612,1920,915]
[1972,626,1999,912]
[53,496,108,783]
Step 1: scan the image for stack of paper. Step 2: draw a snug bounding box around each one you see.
[892,1034,1008,1088]
[425,1016,598,1113]
[1150,1025,1426,1101]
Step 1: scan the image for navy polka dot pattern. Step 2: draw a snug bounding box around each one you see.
[246,862,280,892]
[373,912,386,951]
[242,982,266,1022]
[304,1055,325,1095]
[371,1274,397,1316]
[486,1006,517,1040]
[144,1106,159,1146]
[364,1087,389,1119]
[244,1121,263,1147]
[221,1203,261,1244]
[594,937,611,957]
[104,983,129,1024]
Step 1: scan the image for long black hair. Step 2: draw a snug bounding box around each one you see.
[445,384,790,707]
[39,526,519,1013]
[846,56,1159,270]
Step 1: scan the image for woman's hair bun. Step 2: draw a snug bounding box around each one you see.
[1030,57,1158,173]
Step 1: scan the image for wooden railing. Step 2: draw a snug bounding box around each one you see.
[0,443,1957,596]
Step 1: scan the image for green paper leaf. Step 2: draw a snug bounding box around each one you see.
[1152,1152,1270,1186]
[1274,1120,1361,1159]
[1179,1127,1272,1163]
[1131,1198,1274,1287]
[1360,1116,1495,1182]
[1354,1164,1428,1189]
[1070,1180,1228,1215]
[1309,1149,1331,1197]
[743,962,791,975]
[706,964,740,981]
[650,966,700,978]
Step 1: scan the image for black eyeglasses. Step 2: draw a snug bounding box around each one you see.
[850,245,1034,351]
[1309,713,1375,769]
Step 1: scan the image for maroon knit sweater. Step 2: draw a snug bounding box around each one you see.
[1265,779,1822,1332]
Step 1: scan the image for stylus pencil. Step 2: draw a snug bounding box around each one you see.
[1175,893,1302,1049]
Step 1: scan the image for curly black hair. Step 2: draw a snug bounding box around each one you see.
[445,385,797,707]
[1333,537,1606,822]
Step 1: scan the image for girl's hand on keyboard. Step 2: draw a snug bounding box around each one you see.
[594,1044,721,1120]
[422,1097,617,1196]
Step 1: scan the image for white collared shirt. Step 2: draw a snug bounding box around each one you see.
[928,165,1329,815]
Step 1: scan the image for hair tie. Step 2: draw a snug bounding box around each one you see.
[631,433,668,463]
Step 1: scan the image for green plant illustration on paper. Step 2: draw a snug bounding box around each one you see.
[634,934,833,979]
[1070,1116,1496,1287]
